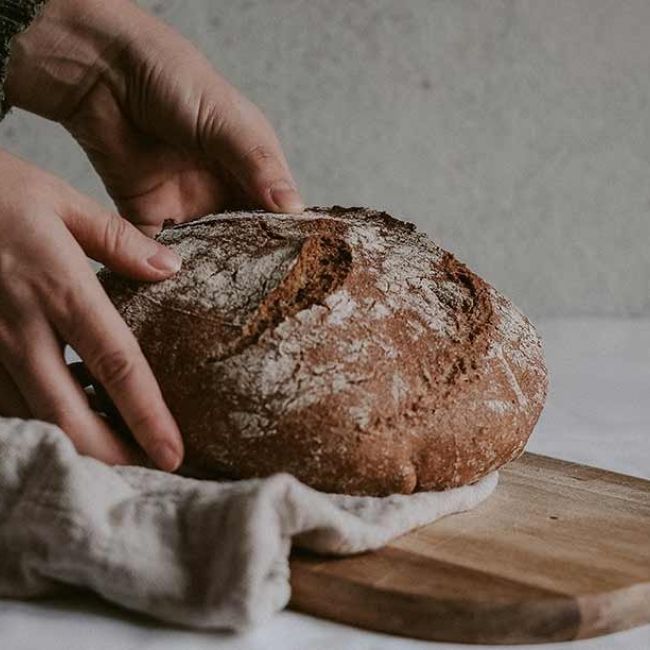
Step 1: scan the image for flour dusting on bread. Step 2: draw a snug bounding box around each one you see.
[99,206,547,496]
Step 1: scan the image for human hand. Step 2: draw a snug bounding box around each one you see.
[0,148,184,469]
[5,0,304,235]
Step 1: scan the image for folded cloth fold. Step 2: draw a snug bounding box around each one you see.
[0,417,497,630]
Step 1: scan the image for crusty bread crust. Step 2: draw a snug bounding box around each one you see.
[99,206,548,496]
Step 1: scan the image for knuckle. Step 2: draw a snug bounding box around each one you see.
[196,94,230,148]
[91,347,135,389]
[0,323,34,370]
[102,214,131,257]
[241,144,286,190]
[128,409,161,438]
[45,279,84,334]
[243,143,277,168]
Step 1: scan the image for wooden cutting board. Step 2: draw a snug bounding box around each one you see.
[289,453,650,645]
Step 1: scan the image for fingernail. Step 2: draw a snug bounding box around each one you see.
[151,441,182,472]
[269,180,304,213]
[147,247,182,273]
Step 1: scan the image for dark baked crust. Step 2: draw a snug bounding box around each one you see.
[98,206,548,496]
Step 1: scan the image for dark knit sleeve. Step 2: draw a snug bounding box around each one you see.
[0,0,49,120]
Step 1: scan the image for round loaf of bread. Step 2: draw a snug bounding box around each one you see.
[98,206,548,496]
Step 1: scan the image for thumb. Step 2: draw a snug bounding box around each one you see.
[62,193,181,280]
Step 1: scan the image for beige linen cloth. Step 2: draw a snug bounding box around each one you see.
[0,416,497,631]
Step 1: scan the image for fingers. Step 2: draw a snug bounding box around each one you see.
[47,257,185,472]
[0,148,178,470]
[101,1,305,215]
[119,13,305,215]
[197,91,305,213]
[0,316,139,465]
[61,191,182,280]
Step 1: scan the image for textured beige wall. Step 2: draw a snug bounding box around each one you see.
[2,0,650,317]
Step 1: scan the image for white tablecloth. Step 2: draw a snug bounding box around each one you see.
[2,317,649,650]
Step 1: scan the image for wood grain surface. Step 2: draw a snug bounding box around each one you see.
[289,453,650,645]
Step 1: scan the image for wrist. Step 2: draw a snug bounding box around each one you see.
[0,0,47,118]
[4,0,136,121]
